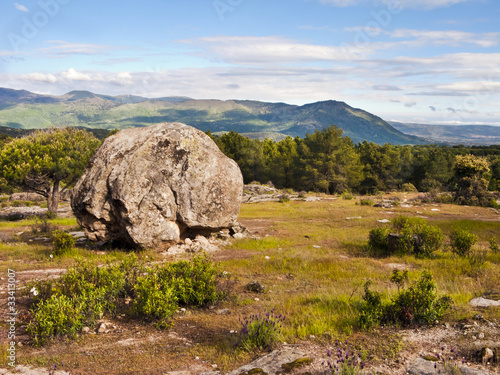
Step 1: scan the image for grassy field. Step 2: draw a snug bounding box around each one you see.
[1,195,499,373]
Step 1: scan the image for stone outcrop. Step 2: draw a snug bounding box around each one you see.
[71,123,243,249]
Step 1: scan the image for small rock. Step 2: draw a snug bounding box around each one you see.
[185,238,193,246]
[233,233,245,239]
[216,309,230,315]
[346,216,362,220]
[97,323,108,334]
[82,327,90,334]
[478,332,485,339]
[378,219,391,223]
[470,297,500,307]
[246,281,265,293]
[482,348,494,365]
[265,256,270,260]
[254,298,260,301]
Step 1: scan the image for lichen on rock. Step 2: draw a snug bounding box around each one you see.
[71,123,243,249]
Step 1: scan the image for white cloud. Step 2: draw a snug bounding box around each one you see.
[37,40,115,57]
[437,81,500,92]
[61,68,91,81]
[20,73,58,83]
[14,2,29,12]
[183,36,378,64]
[390,29,499,48]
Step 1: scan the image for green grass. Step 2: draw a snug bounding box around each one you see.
[3,196,500,373]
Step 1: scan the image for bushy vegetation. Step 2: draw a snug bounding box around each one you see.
[52,230,75,256]
[368,216,443,258]
[26,254,234,345]
[449,229,478,257]
[211,128,500,207]
[358,270,452,329]
[236,309,285,351]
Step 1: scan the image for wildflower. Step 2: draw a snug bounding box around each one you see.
[49,254,53,259]
[30,287,38,296]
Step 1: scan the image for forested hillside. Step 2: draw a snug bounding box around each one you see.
[210,127,500,198]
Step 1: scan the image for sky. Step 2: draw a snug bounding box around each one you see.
[0,0,499,125]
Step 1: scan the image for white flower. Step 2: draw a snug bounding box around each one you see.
[30,287,38,296]
[49,254,53,259]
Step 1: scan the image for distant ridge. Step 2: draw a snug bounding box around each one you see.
[0,87,428,145]
[390,121,500,145]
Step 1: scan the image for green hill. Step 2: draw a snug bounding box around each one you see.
[0,88,428,145]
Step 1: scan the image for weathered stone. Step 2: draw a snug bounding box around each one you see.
[408,358,488,375]
[71,123,243,249]
[225,348,309,375]
[470,297,500,307]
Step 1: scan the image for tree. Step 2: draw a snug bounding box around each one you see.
[300,126,362,194]
[0,127,101,212]
[452,154,491,206]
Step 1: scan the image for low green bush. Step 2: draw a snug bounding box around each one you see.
[133,273,178,328]
[360,199,374,206]
[368,227,390,256]
[52,230,75,256]
[27,294,84,346]
[341,191,353,200]
[449,229,478,257]
[368,216,443,258]
[490,238,499,253]
[154,254,233,307]
[278,195,290,203]
[26,254,234,345]
[358,271,452,329]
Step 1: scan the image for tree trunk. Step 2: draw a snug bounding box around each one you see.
[47,180,60,213]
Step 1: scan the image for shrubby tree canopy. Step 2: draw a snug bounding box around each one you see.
[0,127,101,212]
[452,154,492,206]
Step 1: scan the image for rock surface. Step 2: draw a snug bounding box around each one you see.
[225,348,311,375]
[71,123,243,248]
[407,358,488,375]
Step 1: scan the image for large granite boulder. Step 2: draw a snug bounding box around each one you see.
[71,123,243,249]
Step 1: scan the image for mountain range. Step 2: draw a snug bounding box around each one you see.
[390,122,500,146]
[0,88,427,145]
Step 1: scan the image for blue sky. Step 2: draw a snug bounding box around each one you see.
[1,0,499,125]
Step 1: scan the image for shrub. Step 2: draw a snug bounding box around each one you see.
[370,216,443,258]
[368,227,390,256]
[449,229,478,257]
[44,210,57,220]
[30,216,54,234]
[159,254,234,307]
[358,271,452,329]
[341,191,353,200]
[133,273,178,328]
[237,309,285,351]
[385,271,452,326]
[52,230,75,256]
[490,238,499,253]
[360,199,374,206]
[25,254,234,344]
[27,295,84,346]
[278,195,290,203]
[401,183,418,193]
